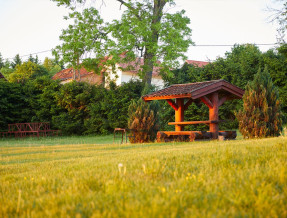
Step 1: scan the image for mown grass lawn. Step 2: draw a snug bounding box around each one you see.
[0,135,286,217]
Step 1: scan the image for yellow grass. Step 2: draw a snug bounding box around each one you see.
[0,136,286,217]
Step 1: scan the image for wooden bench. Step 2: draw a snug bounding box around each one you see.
[157,130,236,142]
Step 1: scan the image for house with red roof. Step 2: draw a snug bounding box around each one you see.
[185,60,210,67]
[52,67,103,85]
[52,57,164,88]
[105,57,164,88]
[52,58,209,87]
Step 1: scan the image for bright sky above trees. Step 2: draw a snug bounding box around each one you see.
[0,0,285,62]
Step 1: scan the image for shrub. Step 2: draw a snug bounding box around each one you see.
[127,98,160,143]
[237,67,282,138]
[127,84,160,143]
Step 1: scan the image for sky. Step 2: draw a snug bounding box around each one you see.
[0,0,284,63]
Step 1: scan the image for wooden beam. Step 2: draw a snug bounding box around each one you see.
[175,98,184,131]
[142,94,192,102]
[184,99,193,110]
[209,92,219,139]
[218,96,228,107]
[166,99,178,111]
[200,96,213,109]
[168,120,219,126]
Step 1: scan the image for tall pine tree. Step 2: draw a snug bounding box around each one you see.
[237,67,282,138]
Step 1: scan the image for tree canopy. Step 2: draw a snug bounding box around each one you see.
[52,0,193,86]
[8,61,48,83]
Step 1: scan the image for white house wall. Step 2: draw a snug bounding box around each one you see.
[121,71,164,88]
[151,76,164,88]
[105,64,164,88]
[105,65,122,86]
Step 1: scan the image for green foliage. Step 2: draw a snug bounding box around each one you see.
[53,7,111,79]
[110,0,192,84]
[8,61,48,83]
[53,0,193,85]
[237,67,282,138]
[0,73,144,135]
[27,54,39,64]
[0,53,4,69]
[42,57,63,77]
[51,81,96,135]
[161,44,287,131]
[0,81,29,131]
[11,54,22,69]
[0,59,14,78]
[162,63,201,86]
[128,97,160,143]
[85,80,144,135]
[262,47,287,119]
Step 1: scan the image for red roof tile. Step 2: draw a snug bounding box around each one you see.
[142,80,244,101]
[52,67,94,81]
[185,60,210,67]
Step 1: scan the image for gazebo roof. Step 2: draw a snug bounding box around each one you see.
[142,79,244,101]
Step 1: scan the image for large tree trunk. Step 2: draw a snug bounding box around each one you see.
[77,57,81,81]
[143,0,166,86]
[73,69,76,80]
[143,50,154,85]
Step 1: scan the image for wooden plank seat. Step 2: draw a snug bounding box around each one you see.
[157,130,236,142]
[168,120,221,126]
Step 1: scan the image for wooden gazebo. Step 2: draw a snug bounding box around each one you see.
[142,79,244,142]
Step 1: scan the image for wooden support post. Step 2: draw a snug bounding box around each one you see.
[209,92,219,139]
[166,99,178,111]
[175,98,184,131]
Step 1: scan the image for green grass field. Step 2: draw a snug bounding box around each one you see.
[1,135,286,217]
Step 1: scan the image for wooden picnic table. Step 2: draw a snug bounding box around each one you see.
[0,122,60,138]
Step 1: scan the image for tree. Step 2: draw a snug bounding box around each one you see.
[127,85,160,143]
[53,7,111,83]
[268,0,287,41]
[237,67,282,138]
[28,54,39,64]
[110,0,192,85]
[262,47,287,118]
[43,57,63,77]
[0,53,4,69]
[52,0,193,86]
[9,61,48,83]
[128,98,159,143]
[0,59,14,78]
[0,80,28,130]
[11,54,22,69]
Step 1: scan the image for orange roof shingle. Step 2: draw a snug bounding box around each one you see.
[52,67,94,81]
[185,60,210,67]
[142,80,244,101]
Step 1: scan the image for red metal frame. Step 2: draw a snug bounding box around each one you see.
[0,122,60,138]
